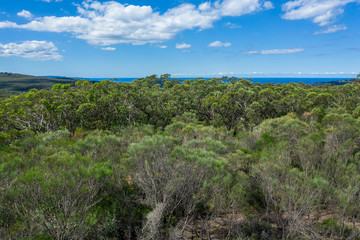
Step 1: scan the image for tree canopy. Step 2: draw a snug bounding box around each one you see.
[1,75,360,239]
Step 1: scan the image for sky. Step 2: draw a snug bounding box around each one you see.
[0,0,359,78]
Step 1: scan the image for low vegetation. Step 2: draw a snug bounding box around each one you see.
[1,74,360,239]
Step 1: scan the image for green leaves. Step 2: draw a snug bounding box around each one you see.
[2,76,360,239]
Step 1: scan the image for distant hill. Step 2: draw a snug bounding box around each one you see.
[0,72,78,99]
[310,79,355,86]
[0,72,78,92]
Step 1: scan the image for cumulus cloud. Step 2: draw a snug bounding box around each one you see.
[101,47,116,51]
[0,21,18,28]
[314,24,347,34]
[263,1,275,9]
[17,10,33,19]
[220,0,263,16]
[208,41,232,47]
[0,41,62,61]
[0,0,272,46]
[245,48,304,54]
[282,0,360,26]
[176,43,191,49]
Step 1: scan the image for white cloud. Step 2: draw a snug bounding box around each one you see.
[224,22,242,28]
[208,41,232,47]
[263,1,275,9]
[220,0,263,16]
[0,21,17,28]
[0,41,62,61]
[245,48,304,54]
[176,43,191,49]
[156,45,168,48]
[42,0,63,2]
[314,24,347,34]
[0,0,272,46]
[17,10,33,19]
[198,2,212,11]
[101,47,116,51]
[282,0,360,26]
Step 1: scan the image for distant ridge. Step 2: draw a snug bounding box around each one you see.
[42,75,78,80]
[310,78,355,86]
[0,72,80,99]
[0,72,78,92]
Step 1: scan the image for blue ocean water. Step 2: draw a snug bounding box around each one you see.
[85,78,136,82]
[248,78,351,84]
[45,75,353,85]
[83,77,352,85]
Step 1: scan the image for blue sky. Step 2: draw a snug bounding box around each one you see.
[0,0,359,78]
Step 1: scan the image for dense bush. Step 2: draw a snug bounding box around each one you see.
[1,76,360,239]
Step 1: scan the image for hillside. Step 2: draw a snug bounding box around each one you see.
[311,78,355,86]
[0,72,77,99]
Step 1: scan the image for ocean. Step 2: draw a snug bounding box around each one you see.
[82,77,352,85]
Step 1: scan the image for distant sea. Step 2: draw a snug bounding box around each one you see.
[80,77,352,85]
[45,76,353,85]
[245,78,352,84]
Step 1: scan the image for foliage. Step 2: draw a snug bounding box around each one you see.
[1,75,360,239]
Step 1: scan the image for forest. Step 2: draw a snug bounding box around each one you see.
[1,74,360,239]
